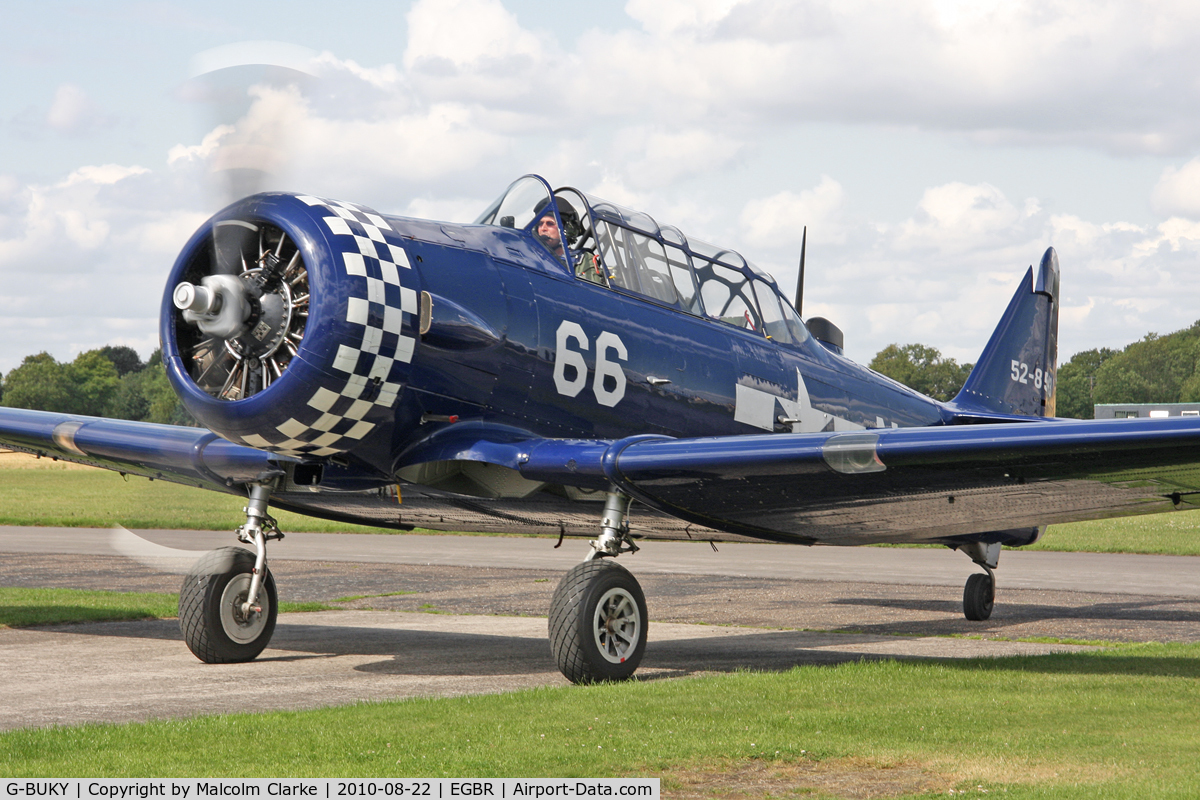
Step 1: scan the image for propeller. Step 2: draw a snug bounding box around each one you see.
[172,43,318,402]
[181,41,318,207]
[109,525,206,574]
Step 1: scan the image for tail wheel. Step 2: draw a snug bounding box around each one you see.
[963,572,995,621]
[549,560,647,684]
[176,220,309,401]
[179,547,278,663]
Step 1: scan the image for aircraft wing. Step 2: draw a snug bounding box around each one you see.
[7,404,1200,547]
[0,407,713,539]
[0,407,284,495]
[518,417,1200,546]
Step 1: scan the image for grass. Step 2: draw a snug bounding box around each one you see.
[1030,513,1200,555]
[0,467,403,534]
[0,587,335,628]
[0,587,180,627]
[2,643,1199,797]
[332,591,417,603]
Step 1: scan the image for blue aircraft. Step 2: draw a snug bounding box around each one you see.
[3,174,1198,683]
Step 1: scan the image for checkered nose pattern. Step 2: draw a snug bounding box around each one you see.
[180,194,421,459]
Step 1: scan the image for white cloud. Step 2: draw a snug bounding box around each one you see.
[405,0,543,71]
[167,125,235,167]
[62,164,151,187]
[572,0,1200,154]
[170,77,513,210]
[45,84,107,135]
[616,128,745,189]
[1151,158,1200,219]
[895,182,1041,253]
[0,160,211,370]
[402,0,558,109]
[625,0,743,36]
[290,101,511,204]
[740,177,847,248]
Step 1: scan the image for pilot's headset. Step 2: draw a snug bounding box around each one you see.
[535,196,584,248]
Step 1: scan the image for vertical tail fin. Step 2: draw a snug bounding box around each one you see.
[951,248,1059,418]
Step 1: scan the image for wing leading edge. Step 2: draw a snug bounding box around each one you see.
[0,406,283,494]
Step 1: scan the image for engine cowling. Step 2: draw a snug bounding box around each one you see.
[161,193,421,459]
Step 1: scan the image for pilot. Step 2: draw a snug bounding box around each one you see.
[534,196,604,284]
[535,207,566,258]
[534,196,578,258]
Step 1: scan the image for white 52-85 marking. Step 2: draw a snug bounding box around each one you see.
[554,321,628,407]
[1011,359,1052,392]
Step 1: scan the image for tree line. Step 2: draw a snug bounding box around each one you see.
[0,346,195,425]
[1053,320,1200,418]
[4,321,1200,422]
[869,320,1200,418]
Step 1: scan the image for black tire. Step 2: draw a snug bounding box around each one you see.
[179,547,278,663]
[963,572,994,621]
[549,559,648,684]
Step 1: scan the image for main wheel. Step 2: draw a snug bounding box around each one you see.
[963,572,994,621]
[179,547,278,663]
[549,559,648,684]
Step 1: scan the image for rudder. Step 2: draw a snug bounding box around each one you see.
[951,248,1059,418]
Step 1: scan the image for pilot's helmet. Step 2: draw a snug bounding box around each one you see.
[535,196,584,245]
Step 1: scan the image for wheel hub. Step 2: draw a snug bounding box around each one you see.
[592,587,640,664]
[219,573,271,644]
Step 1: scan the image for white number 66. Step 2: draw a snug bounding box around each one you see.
[554,321,627,407]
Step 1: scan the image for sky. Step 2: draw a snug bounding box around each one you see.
[4,0,1200,376]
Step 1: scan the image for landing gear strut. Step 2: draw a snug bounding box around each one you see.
[960,541,1000,621]
[179,482,283,663]
[549,489,648,683]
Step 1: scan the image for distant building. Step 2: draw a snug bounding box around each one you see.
[1094,403,1200,419]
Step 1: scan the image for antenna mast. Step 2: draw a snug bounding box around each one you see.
[793,226,807,316]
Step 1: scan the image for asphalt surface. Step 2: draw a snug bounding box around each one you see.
[3,527,1199,731]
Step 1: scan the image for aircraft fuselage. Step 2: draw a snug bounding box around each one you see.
[385,215,944,475]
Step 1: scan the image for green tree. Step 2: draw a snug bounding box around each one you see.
[107,368,155,420]
[97,345,145,377]
[68,350,121,416]
[869,343,974,402]
[1,353,74,412]
[0,345,198,425]
[1053,348,1117,419]
[2,349,135,418]
[142,349,197,426]
[1092,323,1200,406]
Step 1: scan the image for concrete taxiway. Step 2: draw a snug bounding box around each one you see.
[2,526,1197,731]
[3,611,1095,731]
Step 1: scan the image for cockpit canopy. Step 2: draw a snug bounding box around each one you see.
[476,175,809,347]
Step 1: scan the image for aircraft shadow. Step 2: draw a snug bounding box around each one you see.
[826,596,1200,640]
[833,595,1200,620]
[19,615,183,640]
[279,622,557,677]
[24,616,557,678]
[24,615,1200,680]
